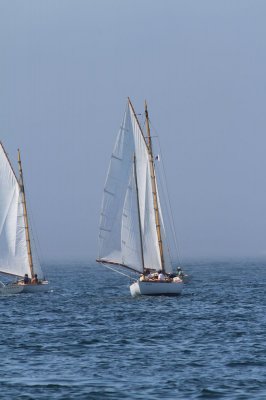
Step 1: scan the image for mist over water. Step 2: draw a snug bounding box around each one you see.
[0,261,265,399]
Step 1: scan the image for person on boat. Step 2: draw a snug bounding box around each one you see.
[158,270,165,281]
[168,272,175,279]
[23,274,30,284]
[31,274,39,284]
[177,267,184,279]
[144,269,152,280]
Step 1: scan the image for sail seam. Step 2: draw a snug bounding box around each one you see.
[103,188,115,196]
[111,154,122,161]
[99,227,111,232]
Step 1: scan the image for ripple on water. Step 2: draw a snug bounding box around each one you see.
[0,262,265,399]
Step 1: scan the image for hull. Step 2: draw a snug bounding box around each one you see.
[0,283,24,295]
[18,281,50,293]
[130,279,183,297]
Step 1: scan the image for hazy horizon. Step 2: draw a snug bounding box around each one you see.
[1,1,266,263]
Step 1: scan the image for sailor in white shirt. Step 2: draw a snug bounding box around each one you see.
[158,271,165,281]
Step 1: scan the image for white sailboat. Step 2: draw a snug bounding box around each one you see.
[0,143,49,294]
[97,98,183,297]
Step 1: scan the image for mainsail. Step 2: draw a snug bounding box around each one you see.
[121,162,143,272]
[98,100,173,274]
[0,144,43,278]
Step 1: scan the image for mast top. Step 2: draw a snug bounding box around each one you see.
[144,100,152,151]
[144,99,148,112]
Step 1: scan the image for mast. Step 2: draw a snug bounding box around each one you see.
[128,97,147,145]
[17,149,34,279]
[133,154,145,272]
[145,101,165,272]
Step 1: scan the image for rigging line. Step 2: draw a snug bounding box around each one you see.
[149,119,182,267]
[156,135,182,267]
[26,195,44,267]
[28,216,42,268]
[99,262,137,280]
[27,213,42,272]
[16,159,43,267]
[156,163,178,268]
[147,125,175,262]
[155,165,174,266]
[131,114,159,140]
[140,113,146,133]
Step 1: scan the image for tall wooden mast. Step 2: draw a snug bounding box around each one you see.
[133,154,145,272]
[145,101,165,272]
[17,149,34,278]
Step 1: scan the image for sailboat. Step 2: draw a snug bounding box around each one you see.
[0,143,49,294]
[97,98,183,297]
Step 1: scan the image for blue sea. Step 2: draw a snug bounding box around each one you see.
[0,260,265,399]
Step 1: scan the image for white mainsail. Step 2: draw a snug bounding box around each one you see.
[98,101,174,274]
[0,144,30,277]
[121,163,143,272]
[0,144,43,279]
[128,105,163,272]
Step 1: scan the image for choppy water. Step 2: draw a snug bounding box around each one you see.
[0,260,265,399]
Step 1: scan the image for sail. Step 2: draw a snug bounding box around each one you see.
[156,185,173,274]
[121,164,143,272]
[128,104,162,271]
[0,145,31,277]
[99,101,169,273]
[98,108,135,264]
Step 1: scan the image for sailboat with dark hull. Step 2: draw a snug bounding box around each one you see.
[97,99,183,297]
[0,143,49,294]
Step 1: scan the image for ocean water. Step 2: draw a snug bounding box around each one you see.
[0,260,265,400]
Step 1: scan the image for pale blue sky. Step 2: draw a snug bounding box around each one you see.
[0,0,266,261]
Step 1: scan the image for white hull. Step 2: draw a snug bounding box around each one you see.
[18,281,50,293]
[130,280,183,297]
[0,282,24,295]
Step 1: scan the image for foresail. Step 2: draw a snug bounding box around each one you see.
[0,145,31,277]
[98,107,135,265]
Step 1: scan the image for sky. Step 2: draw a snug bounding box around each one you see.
[0,0,266,262]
